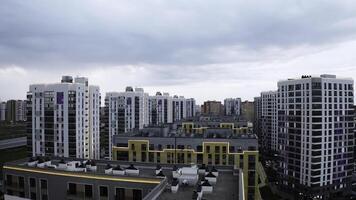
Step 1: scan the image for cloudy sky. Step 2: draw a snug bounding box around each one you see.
[1,0,356,104]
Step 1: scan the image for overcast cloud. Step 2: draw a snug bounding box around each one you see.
[1,0,356,103]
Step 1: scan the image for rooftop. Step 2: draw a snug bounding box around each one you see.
[5,157,241,200]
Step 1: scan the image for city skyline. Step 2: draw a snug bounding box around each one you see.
[1,1,356,103]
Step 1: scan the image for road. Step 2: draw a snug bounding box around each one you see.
[0,136,27,150]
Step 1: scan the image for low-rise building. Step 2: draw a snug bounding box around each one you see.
[3,158,166,200]
[112,123,260,199]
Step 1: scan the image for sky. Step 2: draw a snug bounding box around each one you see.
[1,0,356,104]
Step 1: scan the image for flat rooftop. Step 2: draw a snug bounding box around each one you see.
[158,171,239,200]
[5,157,240,200]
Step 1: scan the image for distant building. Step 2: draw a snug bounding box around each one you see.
[224,98,241,116]
[2,100,27,122]
[201,101,223,116]
[27,76,101,159]
[241,100,254,122]
[105,87,149,159]
[195,104,201,116]
[260,91,278,152]
[148,92,173,125]
[253,97,262,148]
[0,101,6,121]
[185,98,196,118]
[100,106,110,159]
[172,96,186,121]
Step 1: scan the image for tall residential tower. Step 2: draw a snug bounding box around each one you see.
[27,76,100,159]
[105,87,149,158]
[277,74,354,198]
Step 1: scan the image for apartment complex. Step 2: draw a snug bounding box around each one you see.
[0,101,6,121]
[185,98,196,118]
[27,76,101,159]
[241,100,255,122]
[112,121,260,200]
[277,74,354,198]
[105,87,149,158]
[0,100,27,122]
[253,97,262,143]
[172,95,186,122]
[148,92,173,125]
[260,91,278,152]
[3,158,165,200]
[3,156,250,200]
[252,74,355,198]
[224,98,242,116]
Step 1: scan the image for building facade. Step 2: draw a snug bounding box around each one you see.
[185,98,196,118]
[224,98,242,116]
[27,76,101,159]
[105,87,149,158]
[2,100,27,122]
[253,97,262,144]
[201,101,224,116]
[112,132,259,200]
[241,100,254,122]
[3,158,165,200]
[277,74,354,198]
[260,91,278,152]
[148,92,173,125]
[172,96,186,122]
[0,101,6,121]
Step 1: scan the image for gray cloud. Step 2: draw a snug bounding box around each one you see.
[1,0,356,103]
[1,0,356,67]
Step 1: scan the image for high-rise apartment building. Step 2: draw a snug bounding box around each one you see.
[27,76,101,159]
[253,97,262,148]
[0,101,6,121]
[241,100,254,122]
[172,95,186,121]
[185,98,196,118]
[277,74,354,198]
[148,92,173,125]
[3,100,27,122]
[224,98,241,116]
[105,87,149,158]
[260,91,278,152]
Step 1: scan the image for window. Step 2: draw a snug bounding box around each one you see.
[99,186,108,197]
[42,194,48,200]
[30,177,36,188]
[40,179,48,189]
[68,183,76,195]
[19,177,25,188]
[116,188,125,199]
[6,175,12,186]
[85,185,93,198]
[133,189,142,200]
[19,192,25,197]
[30,192,36,200]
